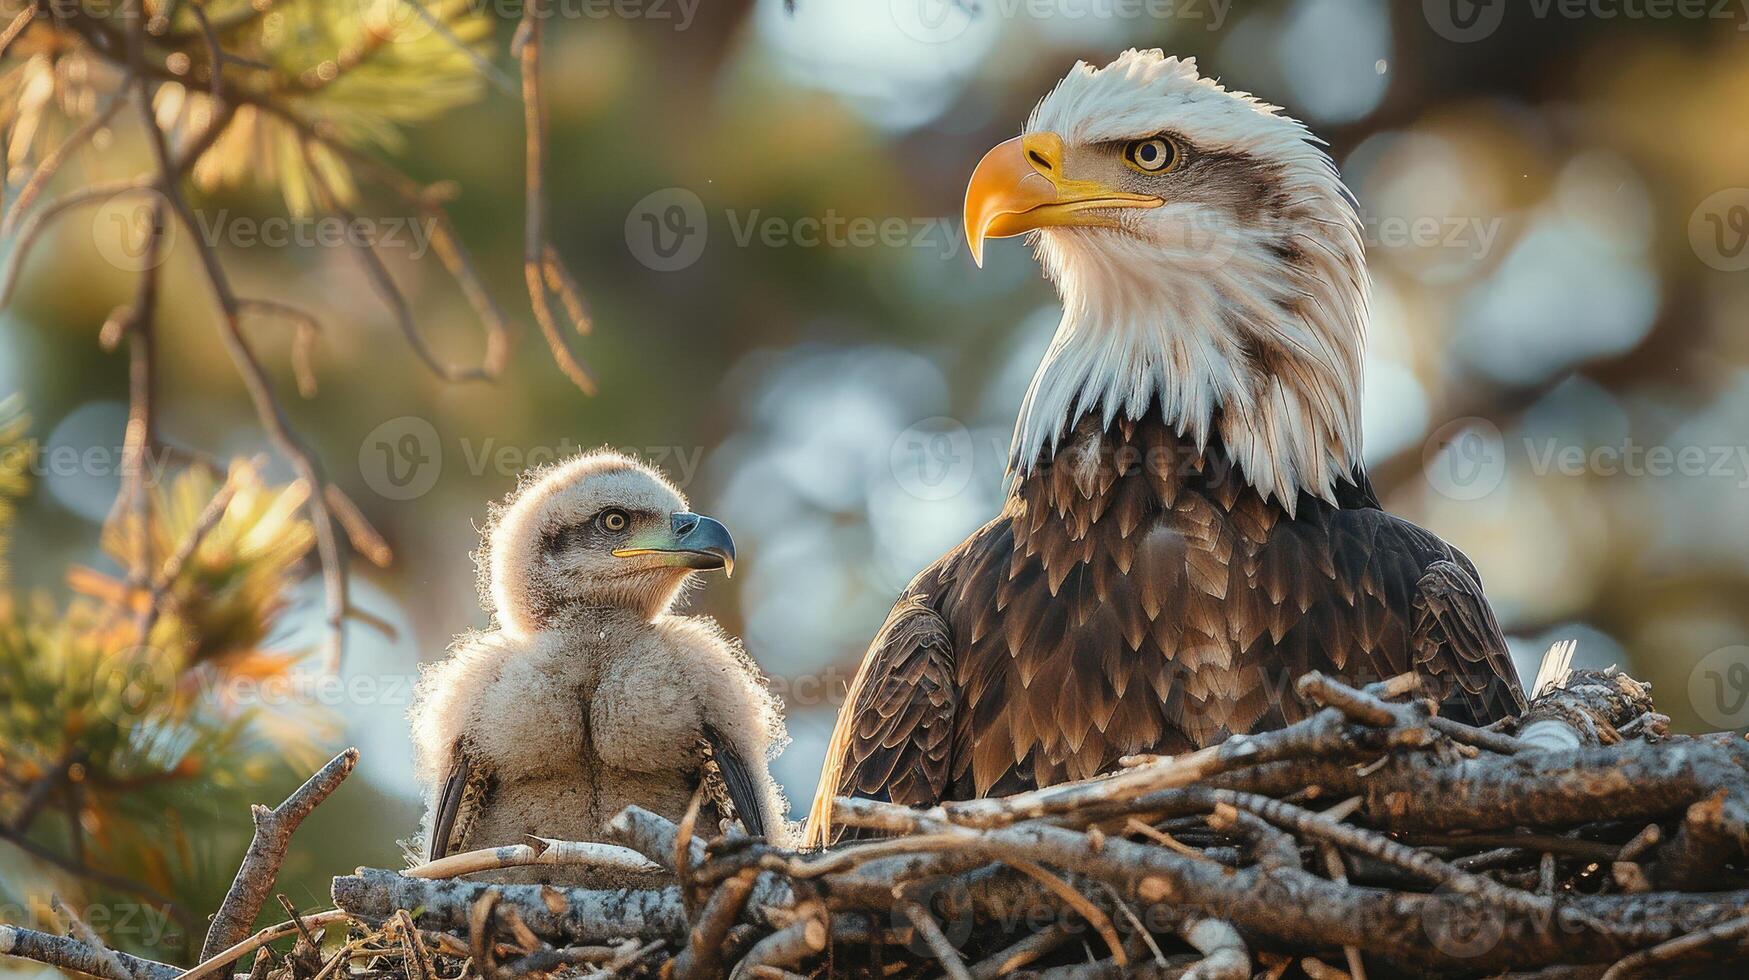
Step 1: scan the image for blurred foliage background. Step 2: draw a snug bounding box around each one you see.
[2,0,1748,967]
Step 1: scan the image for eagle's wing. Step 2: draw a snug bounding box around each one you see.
[428,747,492,861]
[1408,556,1527,724]
[698,726,770,840]
[1324,506,1526,726]
[804,596,957,847]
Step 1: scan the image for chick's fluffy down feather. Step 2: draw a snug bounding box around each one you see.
[409,608,792,886]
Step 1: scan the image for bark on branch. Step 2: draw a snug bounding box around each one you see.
[200,748,358,959]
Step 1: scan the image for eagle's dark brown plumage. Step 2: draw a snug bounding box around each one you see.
[813,410,1524,829]
[804,51,1528,844]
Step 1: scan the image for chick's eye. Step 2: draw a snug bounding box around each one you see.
[1123,137,1178,174]
[598,508,630,533]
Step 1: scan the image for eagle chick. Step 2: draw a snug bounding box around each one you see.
[410,450,790,886]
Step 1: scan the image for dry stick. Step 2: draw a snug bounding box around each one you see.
[945,705,1365,830]
[1300,956,1351,980]
[275,895,323,950]
[201,749,360,959]
[832,796,1688,972]
[131,81,354,673]
[0,5,33,58]
[542,243,590,332]
[1179,917,1250,980]
[320,484,393,570]
[673,867,759,980]
[1598,913,1749,980]
[517,0,596,395]
[607,805,706,873]
[0,180,156,305]
[213,93,516,385]
[969,923,1072,980]
[1100,883,1167,968]
[50,896,130,980]
[0,924,180,980]
[403,836,661,880]
[1430,715,1526,755]
[266,114,514,380]
[1214,788,1553,919]
[299,138,493,385]
[732,918,828,980]
[180,911,353,980]
[1318,846,1367,980]
[117,199,164,598]
[333,868,696,944]
[1007,859,1127,968]
[1406,832,1618,863]
[468,890,502,976]
[236,300,322,398]
[901,902,973,980]
[787,832,968,878]
[1126,819,1219,863]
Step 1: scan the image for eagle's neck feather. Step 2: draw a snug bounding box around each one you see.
[1010,198,1369,517]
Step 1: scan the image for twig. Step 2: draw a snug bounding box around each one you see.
[1599,914,1749,979]
[0,5,33,59]
[1180,917,1249,980]
[901,902,972,980]
[181,911,353,980]
[516,0,595,394]
[969,923,1071,979]
[673,867,758,980]
[0,924,180,980]
[201,748,360,959]
[732,917,827,979]
[49,896,130,980]
[403,836,661,880]
[1007,859,1126,967]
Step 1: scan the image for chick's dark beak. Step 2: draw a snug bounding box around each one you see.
[613,512,736,576]
[669,512,735,575]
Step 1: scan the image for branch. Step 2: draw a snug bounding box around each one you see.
[201,748,360,959]
[0,925,180,980]
[517,0,596,395]
[402,836,661,880]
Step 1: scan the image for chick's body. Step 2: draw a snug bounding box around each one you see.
[408,452,789,887]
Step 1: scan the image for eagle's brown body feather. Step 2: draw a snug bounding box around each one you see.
[815,408,1524,825]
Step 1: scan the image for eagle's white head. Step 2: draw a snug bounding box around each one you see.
[965,50,1368,512]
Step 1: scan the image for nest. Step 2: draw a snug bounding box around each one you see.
[5,669,1748,980]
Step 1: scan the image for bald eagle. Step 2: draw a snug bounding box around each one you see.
[806,51,1524,844]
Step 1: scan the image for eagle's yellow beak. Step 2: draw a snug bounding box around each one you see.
[963,132,1163,267]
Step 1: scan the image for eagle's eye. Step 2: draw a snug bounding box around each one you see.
[1123,137,1180,174]
[597,508,630,533]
